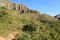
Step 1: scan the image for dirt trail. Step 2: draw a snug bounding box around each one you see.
[0,36,6,40]
[0,31,19,40]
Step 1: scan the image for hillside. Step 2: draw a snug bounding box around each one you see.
[0,1,60,40]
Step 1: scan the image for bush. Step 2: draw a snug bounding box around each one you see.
[0,7,6,9]
[22,24,36,32]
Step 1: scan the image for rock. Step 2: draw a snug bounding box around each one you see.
[0,0,39,14]
[55,14,60,19]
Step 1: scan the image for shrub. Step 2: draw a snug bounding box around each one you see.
[22,24,36,32]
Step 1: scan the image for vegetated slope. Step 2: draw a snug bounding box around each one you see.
[0,7,60,40]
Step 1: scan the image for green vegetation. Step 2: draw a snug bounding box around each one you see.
[0,6,60,40]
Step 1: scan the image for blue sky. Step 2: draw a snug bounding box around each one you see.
[11,0,60,16]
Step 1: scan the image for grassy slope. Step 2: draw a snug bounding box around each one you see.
[0,7,60,40]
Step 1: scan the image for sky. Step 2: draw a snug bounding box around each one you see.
[10,0,60,16]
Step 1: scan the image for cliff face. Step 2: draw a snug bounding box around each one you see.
[0,1,28,13]
[0,1,40,14]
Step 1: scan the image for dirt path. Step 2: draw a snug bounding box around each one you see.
[0,31,19,40]
[0,36,6,40]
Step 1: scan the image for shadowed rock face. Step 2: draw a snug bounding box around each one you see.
[55,14,60,20]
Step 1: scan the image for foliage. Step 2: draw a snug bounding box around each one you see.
[0,7,60,40]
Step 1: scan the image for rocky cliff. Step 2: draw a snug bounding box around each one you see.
[0,1,40,14]
[0,1,28,13]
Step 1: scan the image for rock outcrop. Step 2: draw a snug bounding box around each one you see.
[0,1,28,13]
[0,0,40,14]
[55,14,60,20]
